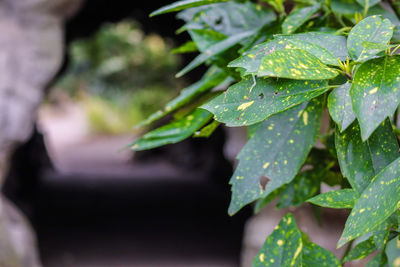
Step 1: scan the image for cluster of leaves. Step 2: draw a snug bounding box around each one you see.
[134,0,400,265]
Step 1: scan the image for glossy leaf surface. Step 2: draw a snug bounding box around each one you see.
[258,49,339,80]
[350,56,400,140]
[339,157,400,247]
[282,4,321,34]
[347,16,393,61]
[253,214,303,267]
[202,76,328,126]
[228,98,323,214]
[328,82,356,132]
[307,189,358,209]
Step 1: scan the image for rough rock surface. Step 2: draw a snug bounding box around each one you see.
[0,0,83,266]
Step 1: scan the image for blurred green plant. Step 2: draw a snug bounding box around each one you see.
[57,20,181,134]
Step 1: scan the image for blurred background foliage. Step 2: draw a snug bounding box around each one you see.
[55,20,183,134]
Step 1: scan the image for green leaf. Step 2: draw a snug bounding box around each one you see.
[188,29,226,52]
[328,82,356,132]
[366,250,388,267]
[338,157,400,247]
[131,109,212,150]
[335,120,399,193]
[302,237,341,267]
[275,36,340,66]
[342,237,376,262]
[276,32,349,61]
[176,30,255,77]
[282,4,321,34]
[258,49,339,80]
[253,214,303,267]
[277,170,322,209]
[356,0,381,8]
[229,32,348,75]
[385,236,400,267]
[307,189,358,209]
[171,41,198,54]
[202,76,329,127]
[359,41,395,62]
[228,98,323,215]
[138,67,228,127]
[350,56,400,140]
[150,0,231,17]
[347,15,393,61]
[193,120,220,137]
[181,1,276,36]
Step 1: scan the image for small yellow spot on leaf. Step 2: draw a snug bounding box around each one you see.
[259,253,265,262]
[237,101,254,111]
[263,162,270,169]
[369,87,378,94]
[303,111,308,126]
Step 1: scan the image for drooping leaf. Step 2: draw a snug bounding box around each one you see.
[302,237,341,267]
[171,41,198,54]
[188,29,226,52]
[150,0,231,17]
[176,30,256,77]
[338,157,400,247]
[347,15,393,61]
[202,76,329,127]
[258,49,339,80]
[193,120,220,137]
[181,1,276,36]
[282,4,321,34]
[335,120,399,193]
[228,98,323,215]
[277,170,322,209]
[342,237,376,262]
[253,214,303,267]
[350,56,400,140]
[131,109,212,150]
[138,67,228,126]
[307,189,358,209]
[385,236,400,267]
[328,82,356,132]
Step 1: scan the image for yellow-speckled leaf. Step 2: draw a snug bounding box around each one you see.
[202,76,329,127]
[282,4,321,34]
[258,49,339,80]
[328,82,356,132]
[253,214,303,267]
[342,237,376,262]
[338,157,400,247]
[228,97,323,215]
[350,56,400,140]
[307,189,358,209]
[335,120,399,193]
[347,15,393,62]
[302,237,341,267]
